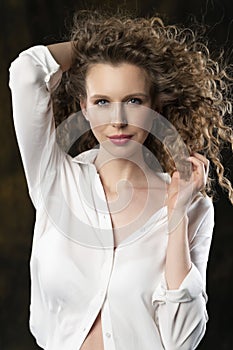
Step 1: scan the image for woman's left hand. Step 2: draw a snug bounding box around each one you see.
[167,152,209,216]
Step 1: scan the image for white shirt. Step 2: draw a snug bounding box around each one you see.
[9,46,214,350]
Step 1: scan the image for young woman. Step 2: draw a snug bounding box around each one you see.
[9,10,233,350]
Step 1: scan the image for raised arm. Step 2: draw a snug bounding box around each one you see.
[9,44,72,207]
[47,42,73,72]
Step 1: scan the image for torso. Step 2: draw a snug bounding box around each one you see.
[79,312,104,350]
[80,171,167,350]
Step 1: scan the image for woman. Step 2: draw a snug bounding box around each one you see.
[9,10,233,350]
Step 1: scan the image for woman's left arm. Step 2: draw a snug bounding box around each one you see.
[165,153,210,289]
[152,153,214,350]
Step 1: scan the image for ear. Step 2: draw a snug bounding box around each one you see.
[80,100,89,121]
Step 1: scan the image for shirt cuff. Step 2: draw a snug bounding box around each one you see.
[19,45,62,92]
[152,263,208,304]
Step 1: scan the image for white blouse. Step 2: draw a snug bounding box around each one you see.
[9,46,214,350]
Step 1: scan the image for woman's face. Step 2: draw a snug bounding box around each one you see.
[80,62,154,157]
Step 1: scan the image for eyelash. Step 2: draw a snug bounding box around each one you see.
[94,98,143,106]
[95,99,108,106]
[128,98,142,105]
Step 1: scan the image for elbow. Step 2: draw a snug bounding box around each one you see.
[158,296,209,350]
[163,308,208,350]
[9,54,45,90]
[165,319,207,350]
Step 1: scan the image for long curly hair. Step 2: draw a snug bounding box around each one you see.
[52,10,233,204]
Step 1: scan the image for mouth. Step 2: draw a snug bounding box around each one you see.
[108,134,133,145]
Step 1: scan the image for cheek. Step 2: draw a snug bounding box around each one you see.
[87,109,110,129]
[127,109,153,133]
[89,118,106,130]
[89,123,106,141]
[139,130,150,144]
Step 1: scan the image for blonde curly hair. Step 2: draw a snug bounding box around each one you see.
[53,10,233,204]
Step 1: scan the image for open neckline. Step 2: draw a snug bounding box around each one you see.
[92,165,168,249]
[113,205,167,249]
[74,149,169,249]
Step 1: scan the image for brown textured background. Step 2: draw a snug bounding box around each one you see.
[0,0,232,349]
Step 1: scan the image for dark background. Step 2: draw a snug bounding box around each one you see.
[0,0,233,349]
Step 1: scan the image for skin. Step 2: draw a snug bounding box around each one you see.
[47,43,210,350]
[79,62,209,289]
[80,62,154,188]
[80,62,167,241]
[48,41,210,287]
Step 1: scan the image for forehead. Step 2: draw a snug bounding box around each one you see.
[85,62,150,96]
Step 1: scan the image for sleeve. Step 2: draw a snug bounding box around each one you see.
[9,45,63,208]
[152,195,214,350]
[29,259,50,349]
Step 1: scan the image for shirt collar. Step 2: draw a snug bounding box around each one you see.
[71,148,171,183]
[71,148,99,165]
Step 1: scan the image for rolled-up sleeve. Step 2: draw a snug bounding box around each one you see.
[152,196,214,350]
[152,263,208,304]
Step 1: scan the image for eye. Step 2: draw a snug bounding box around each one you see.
[95,99,109,106]
[127,98,142,105]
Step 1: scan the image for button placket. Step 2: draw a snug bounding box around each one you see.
[101,296,116,350]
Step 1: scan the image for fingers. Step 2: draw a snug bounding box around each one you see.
[173,152,209,189]
[168,153,209,212]
[189,152,209,173]
[187,152,209,190]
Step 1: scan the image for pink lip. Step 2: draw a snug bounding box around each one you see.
[108,134,133,145]
[109,134,132,139]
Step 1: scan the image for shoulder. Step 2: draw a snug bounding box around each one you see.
[189,193,214,214]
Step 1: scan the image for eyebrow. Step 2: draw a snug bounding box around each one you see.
[90,93,149,100]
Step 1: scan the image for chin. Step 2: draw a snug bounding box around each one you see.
[99,140,144,161]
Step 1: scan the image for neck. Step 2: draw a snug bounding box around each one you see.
[94,147,151,193]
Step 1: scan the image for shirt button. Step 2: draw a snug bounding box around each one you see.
[83,327,86,332]
[105,332,111,338]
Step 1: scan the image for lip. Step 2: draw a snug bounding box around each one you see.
[109,134,133,139]
[108,134,133,145]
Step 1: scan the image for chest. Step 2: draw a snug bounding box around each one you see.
[33,218,168,305]
[104,186,167,248]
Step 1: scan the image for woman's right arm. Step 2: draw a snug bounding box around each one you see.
[47,42,73,72]
[9,44,72,207]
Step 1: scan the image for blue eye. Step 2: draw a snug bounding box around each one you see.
[128,98,142,105]
[96,99,109,106]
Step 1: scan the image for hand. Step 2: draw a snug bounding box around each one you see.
[167,152,209,216]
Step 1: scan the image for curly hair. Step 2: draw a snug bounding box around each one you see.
[52,10,233,204]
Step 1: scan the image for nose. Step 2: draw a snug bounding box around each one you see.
[110,102,127,127]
